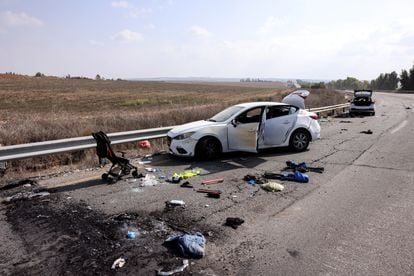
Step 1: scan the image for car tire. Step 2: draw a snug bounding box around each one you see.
[195,137,222,160]
[289,129,310,152]
[102,173,108,181]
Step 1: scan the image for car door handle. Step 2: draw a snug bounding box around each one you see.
[248,129,256,132]
[283,121,290,124]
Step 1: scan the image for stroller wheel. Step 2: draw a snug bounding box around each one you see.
[102,173,109,181]
[132,170,138,178]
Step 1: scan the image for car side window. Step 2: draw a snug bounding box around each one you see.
[236,107,263,124]
[289,106,299,114]
[266,106,292,120]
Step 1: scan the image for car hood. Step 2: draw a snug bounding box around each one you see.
[168,120,217,136]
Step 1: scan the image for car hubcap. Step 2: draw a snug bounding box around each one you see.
[294,133,307,149]
[205,142,216,156]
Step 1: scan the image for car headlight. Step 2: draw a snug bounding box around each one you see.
[173,132,195,140]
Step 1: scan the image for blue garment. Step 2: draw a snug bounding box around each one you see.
[284,171,309,183]
[165,232,206,258]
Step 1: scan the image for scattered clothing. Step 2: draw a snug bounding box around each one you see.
[261,181,285,192]
[264,171,309,183]
[165,232,206,258]
[243,175,265,184]
[225,217,245,229]
[285,160,324,173]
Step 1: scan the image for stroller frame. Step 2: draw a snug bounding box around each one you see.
[92,131,139,182]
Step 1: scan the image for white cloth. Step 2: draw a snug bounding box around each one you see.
[281,90,310,109]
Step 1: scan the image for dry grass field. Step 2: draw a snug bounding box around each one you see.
[0,76,346,174]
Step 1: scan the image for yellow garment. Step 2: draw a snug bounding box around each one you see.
[173,169,201,179]
[261,181,284,192]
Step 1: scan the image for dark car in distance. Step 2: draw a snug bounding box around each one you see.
[350,89,375,116]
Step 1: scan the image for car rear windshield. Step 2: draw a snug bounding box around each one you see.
[208,106,244,122]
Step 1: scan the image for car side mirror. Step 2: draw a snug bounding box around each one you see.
[231,119,238,127]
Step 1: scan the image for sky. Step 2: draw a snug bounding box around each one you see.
[0,0,414,80]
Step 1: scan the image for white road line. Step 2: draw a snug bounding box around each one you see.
[390,120,408,134]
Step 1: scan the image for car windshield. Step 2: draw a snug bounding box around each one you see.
[208,106,244,122]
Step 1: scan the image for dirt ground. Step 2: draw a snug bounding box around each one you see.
[0,177,229,275]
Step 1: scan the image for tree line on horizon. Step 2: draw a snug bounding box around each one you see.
[298,64,414,91]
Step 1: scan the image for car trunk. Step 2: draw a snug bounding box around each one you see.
[352,97,372,106]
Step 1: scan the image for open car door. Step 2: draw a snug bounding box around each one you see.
[227,106,263,152]
[261,105,298,146]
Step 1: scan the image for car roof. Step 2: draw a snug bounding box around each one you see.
[234,102,287,108]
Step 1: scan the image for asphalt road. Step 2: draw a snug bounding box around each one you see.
[1,92,413,275]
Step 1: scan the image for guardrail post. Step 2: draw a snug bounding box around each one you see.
[0,144,6,177]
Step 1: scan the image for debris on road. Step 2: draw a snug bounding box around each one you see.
[180,181,193,188]
[138,140,151,149]
[339,120,352,123]
[157,259,189,276]
[197,189,222,198]
[261,181,285,192]
[173,169,201,179]
[285,160,324,173]
[139,174,159,186]
[225,217,245,229]
[145,167,161,172]
[111,257,126,269]
[0,179,37,191]
[3,191,50,203]
[202,178,224,185]
[167,175,182,184]
[164,232,206,258]
[360,129,373,134]
[243,175,265,184]
[166,200,186,208]
[264,171,309,183]
[127,230,138,239]
[406,106,411,110]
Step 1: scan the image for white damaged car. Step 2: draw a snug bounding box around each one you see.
[167,102,321,160]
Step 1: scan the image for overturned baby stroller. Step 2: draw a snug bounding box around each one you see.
[92,131,139,182]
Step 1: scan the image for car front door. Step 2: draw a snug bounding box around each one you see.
[262,105,298,146]
[227,106,263,152]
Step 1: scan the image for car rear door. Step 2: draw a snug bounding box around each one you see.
[227,106,263,152]
[262,105,297,146]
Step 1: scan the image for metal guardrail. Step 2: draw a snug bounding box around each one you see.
[0,126,174,162]
[0,103,350,163]
[309,103,350,113]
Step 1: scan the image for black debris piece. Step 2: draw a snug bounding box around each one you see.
[225,217,245,229]
[360,129,373,134]
[180,181,193,188]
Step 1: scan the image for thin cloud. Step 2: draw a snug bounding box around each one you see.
[113,29,143,42]
[129,7,152,18]
[189,25,212,38]
[0,11,43,29]
[89,39,104,46]
[111,1,130,8]
[257,16,287,34]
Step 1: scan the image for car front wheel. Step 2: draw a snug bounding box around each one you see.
[289,129,310,152]
[195,137,222,160]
